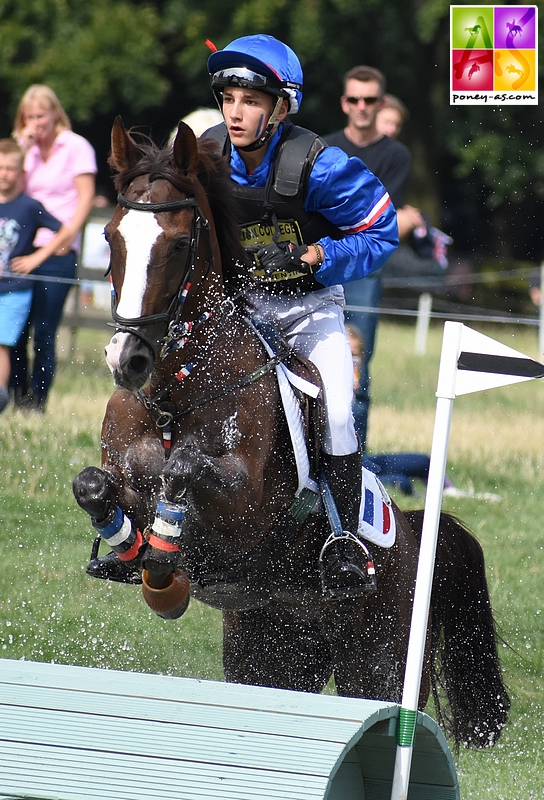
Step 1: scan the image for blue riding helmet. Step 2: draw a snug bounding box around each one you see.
[208,34,303,114]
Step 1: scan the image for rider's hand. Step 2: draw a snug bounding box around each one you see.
[247,241,313,277]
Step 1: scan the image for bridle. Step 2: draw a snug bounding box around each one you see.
[110,192,211,355]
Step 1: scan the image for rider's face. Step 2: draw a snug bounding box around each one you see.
[222,87,286,149]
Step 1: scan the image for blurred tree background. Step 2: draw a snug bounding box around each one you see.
[0,0,543,262]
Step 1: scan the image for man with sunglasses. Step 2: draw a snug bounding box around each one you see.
[204,36,398,597]
[325,66,423,452]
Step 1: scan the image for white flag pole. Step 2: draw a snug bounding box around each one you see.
[390,321,463,800]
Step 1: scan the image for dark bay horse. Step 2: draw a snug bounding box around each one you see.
[73,118,509,748]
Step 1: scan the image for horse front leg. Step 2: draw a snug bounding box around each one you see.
[162,435,254,517]
[73,388,165,586]
[140,434,256,619]
[72,464,148,585]
[73,464,117,526]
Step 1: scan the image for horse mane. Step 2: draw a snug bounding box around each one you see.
[110,134,249,286]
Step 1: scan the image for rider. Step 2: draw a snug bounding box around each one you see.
[204,34,398,596]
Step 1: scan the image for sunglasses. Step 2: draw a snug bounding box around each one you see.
[344,95,381,105]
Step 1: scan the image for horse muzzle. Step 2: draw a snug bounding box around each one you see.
[105,331,155,392]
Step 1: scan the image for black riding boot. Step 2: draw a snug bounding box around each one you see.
[319,451,377,598]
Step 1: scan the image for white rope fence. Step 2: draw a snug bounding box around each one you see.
[7,262,544,355]
[346,262,544,356]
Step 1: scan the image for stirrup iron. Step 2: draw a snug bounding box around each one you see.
[319,531,377,598]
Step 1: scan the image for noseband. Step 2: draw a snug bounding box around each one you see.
[110,191,211,355]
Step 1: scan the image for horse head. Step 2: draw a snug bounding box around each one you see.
[104,116,240,392]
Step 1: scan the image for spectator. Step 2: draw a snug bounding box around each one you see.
[324,66,424,450]
[0,139,68,412]
[10,85,96,411]
[376,94,409,139]
[529,267,542,308]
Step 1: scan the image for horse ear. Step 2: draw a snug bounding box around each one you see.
[109,116,142,173]
[172,121,199,177]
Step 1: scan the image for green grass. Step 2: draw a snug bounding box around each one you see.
[0,328,224,679]
[1,322,543,796]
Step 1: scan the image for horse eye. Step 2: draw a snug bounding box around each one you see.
[172,238,189,253]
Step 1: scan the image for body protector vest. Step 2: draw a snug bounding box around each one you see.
[203,122,344,293]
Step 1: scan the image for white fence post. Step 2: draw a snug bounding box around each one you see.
[415,292,432,354]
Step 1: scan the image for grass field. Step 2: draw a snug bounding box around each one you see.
[1,320,543,797]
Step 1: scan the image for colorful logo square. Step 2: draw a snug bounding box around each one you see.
[452,50,493,91]
[451,7,494,49]
[494,50,536,92]
[494,7,536,49]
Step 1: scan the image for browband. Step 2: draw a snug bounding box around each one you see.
[117,193,199,213]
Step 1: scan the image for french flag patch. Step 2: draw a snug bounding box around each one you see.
[358,468,396,548]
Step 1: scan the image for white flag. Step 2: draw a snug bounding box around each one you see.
[438,322,544,398]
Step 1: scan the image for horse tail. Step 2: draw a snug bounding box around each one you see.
[404,509,510,748]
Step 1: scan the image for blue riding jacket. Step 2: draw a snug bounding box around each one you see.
[226,122,399,288]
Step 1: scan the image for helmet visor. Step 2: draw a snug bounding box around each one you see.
[212,67,285,95]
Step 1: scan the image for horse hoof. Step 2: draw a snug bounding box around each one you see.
[86,549,144,585]
[142,569,190,619]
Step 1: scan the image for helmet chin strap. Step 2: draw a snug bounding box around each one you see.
[237,95,285,152]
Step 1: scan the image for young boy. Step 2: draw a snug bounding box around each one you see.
[0,139,68,412]
[204,36,398,596]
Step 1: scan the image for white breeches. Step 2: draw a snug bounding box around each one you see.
[247,285,358,456]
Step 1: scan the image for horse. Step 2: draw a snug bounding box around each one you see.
[73,118,509,749]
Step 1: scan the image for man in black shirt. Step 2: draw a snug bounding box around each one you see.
[324,66,423,451]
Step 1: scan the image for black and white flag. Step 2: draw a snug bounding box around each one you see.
[439,322,544,397]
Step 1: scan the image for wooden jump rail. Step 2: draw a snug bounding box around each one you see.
[0,658,458,800]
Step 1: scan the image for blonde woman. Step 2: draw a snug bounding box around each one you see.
[11,85,96,410]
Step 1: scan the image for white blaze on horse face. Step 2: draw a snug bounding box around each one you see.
[116,208,163,319]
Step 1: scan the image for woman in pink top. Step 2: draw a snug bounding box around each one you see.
[11,85,96,411]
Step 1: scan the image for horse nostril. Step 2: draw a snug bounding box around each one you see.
[128,355,150,376]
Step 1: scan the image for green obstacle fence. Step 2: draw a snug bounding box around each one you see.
[0,659,458,800]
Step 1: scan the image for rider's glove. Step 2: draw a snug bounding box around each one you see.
[247,241,313,277]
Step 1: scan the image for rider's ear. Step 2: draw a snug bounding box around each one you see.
[109,116,142,173]
[172,120,200,177]
[276,98,290,122]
